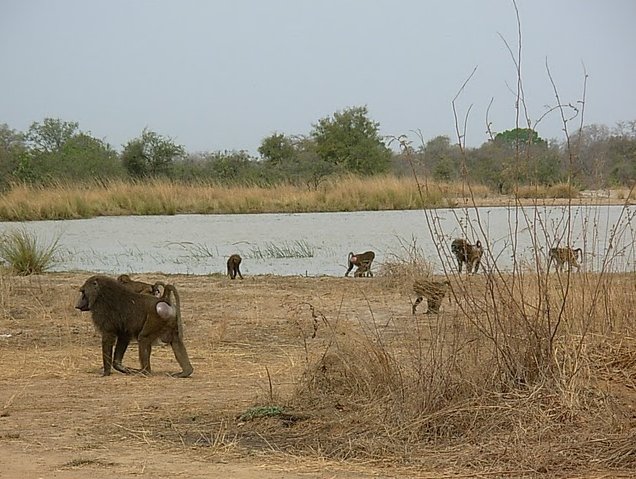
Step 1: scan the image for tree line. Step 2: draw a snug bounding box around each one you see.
[1,107,634,192]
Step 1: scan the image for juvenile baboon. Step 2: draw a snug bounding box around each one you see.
[150,281,183,340]
[412,279,451,314]
[549,246,583,272]
[227,254,243,280]
[117,274,156,295]
[345,251,375,277]
[75,275,193,378]
[451,238,484,274]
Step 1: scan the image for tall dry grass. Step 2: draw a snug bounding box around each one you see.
[0,177,493,221]
[284,270,636,474]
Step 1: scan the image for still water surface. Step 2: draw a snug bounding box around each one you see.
[0,205,633,276]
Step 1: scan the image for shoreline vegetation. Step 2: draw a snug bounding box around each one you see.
[0,176,633,222]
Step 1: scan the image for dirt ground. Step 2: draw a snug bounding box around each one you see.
[0,272,430,479]
[1,272,634,479]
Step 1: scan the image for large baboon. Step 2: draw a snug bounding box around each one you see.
[451,238,484,274]
[549,246,582,272]
[75,275,193,378]
[412,279,451,314]
[227,254,243,280]
[117,274,156,295]
[345,251,375,277]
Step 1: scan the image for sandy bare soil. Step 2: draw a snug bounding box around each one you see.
[0,272,426,479]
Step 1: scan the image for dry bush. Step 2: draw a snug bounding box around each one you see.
[275,271,636,474]
[375,236,433,289]
[514,182,580,199]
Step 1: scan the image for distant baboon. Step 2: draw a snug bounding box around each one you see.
[117,274,156,295]
[451,239,484,274]
[549,246,583,272]
[75,275,193,378]
[227,254,243,280]
[345,251,375,277]
[412,279,451,314]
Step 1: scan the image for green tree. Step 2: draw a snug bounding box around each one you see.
[258,133,295,166]
[121,129,186,178]
[25,118,79,153]
[311,106,391,175]
[19,118,121,183]
[606,135,636,185]
[208,150,258,182]
[494,128,546,147]
[57,133,123,179]
[173,150,262,183]
[0,123,26,188]
[424,135,462,181]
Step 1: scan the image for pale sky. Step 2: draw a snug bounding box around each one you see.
[1,0,635,154]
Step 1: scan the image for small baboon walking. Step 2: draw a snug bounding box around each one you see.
[227,254,243,279]
[549,246,582,272]
[412,279,451,314]
[451,238,484,274]
[345,251,375,277]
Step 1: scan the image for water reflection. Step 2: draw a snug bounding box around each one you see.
[0,205,633,276]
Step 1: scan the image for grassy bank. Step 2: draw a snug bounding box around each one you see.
[0,176,487,221]
[0,176,602,221]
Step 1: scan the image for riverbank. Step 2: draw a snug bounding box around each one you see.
[1,271,634,478]
[0,178,633,221]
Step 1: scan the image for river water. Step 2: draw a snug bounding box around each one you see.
[0,205,633,276]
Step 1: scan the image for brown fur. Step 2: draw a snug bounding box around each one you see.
[451,239,484,274]
[412,279,451,314]
[549,247,582,272]
[117,274,155,295]
[151,281,182,338]
[75,275,193,378]
[345,251,375,277]
[227,254,243,280]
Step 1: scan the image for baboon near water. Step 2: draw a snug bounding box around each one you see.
[227,254,243,280]
[412,279,451,314]
[549,246,583,272]
[75,275,193,378]
[451,238,484,274]
[345,251,375,277]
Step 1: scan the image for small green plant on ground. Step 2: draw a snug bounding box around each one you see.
[238,405,285,421]
[0,227,60,275]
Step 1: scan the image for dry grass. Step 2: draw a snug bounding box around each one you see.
[514,182,580,199]
[1,269,635,477]
[0,177,495,220]
[1,178,630,221]
[277,271,636,474]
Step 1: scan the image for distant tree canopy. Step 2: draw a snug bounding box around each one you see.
[258,132,295,166]
[121,129,186,178]
[25,118,79,153]
[0,123,25,187]
[0,115,634,191]
[494,128,546,147]
[311,106,392,175]
[14,118,122,183]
